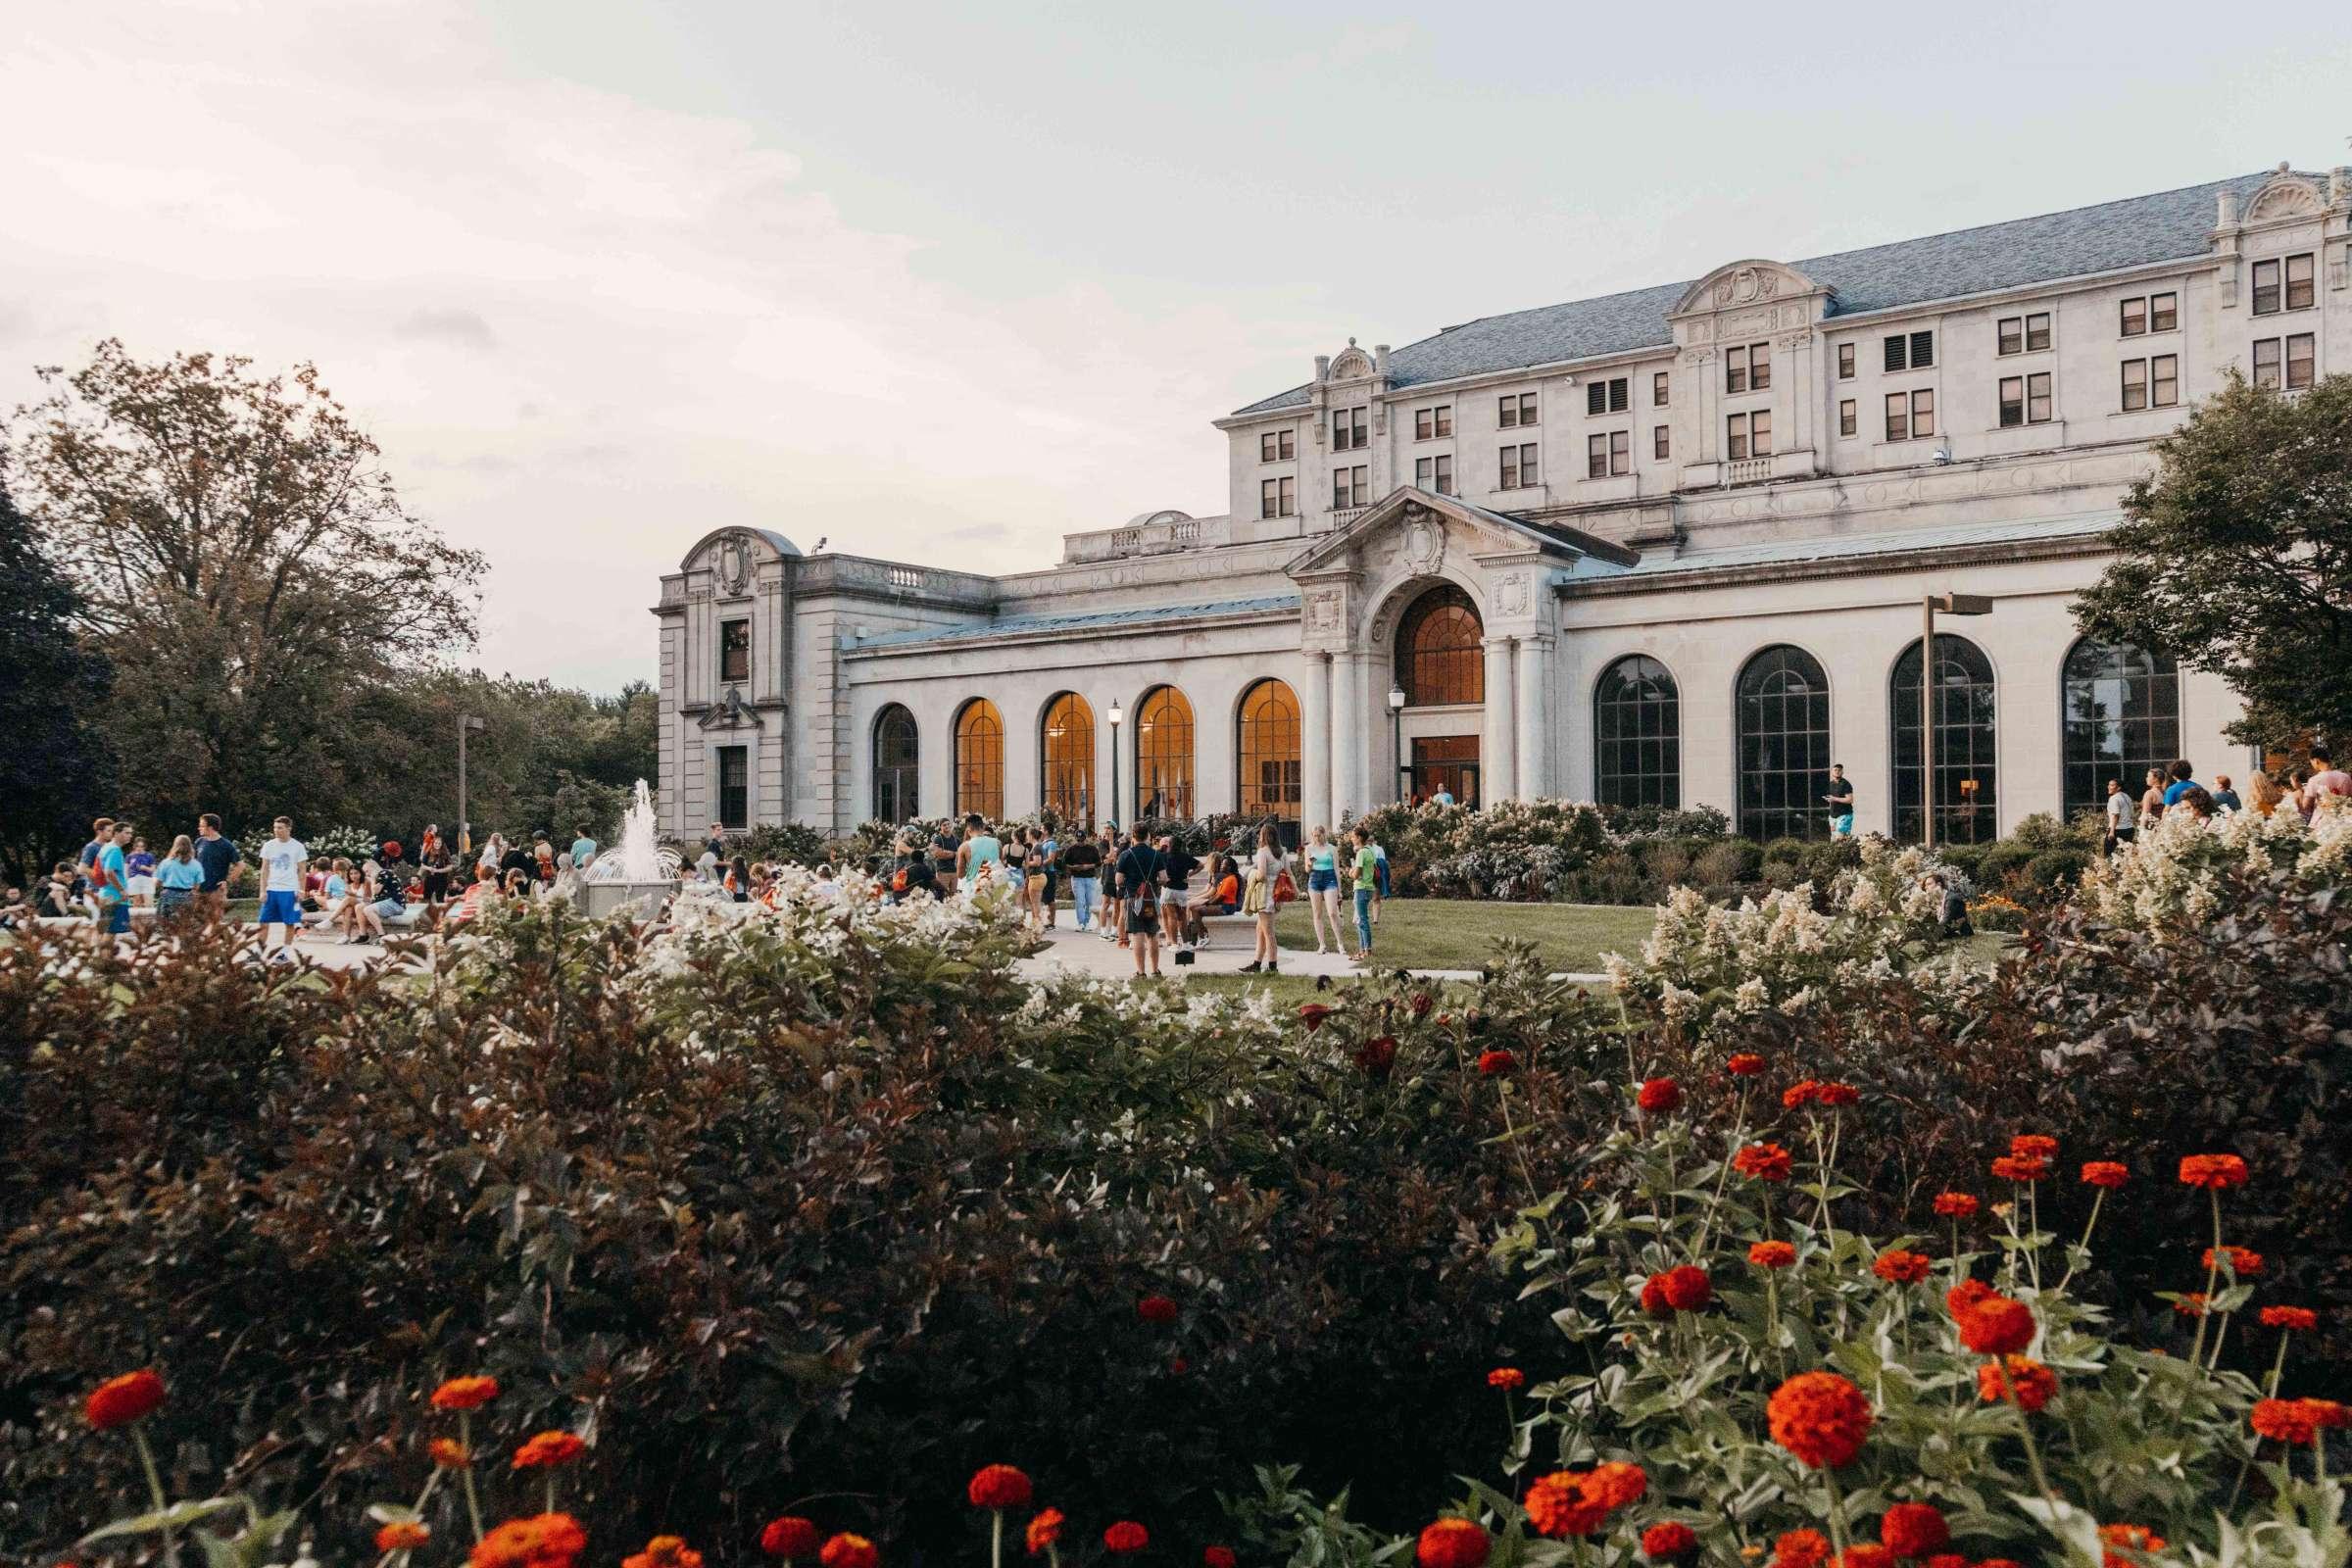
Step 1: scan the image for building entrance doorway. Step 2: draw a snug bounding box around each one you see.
[1406,734,1480,807]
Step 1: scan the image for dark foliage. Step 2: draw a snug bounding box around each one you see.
[0,485,118,885]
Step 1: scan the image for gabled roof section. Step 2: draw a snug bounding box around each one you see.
[1235,171,2297,416]
[1286,486,1640,576]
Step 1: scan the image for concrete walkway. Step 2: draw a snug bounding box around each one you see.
[1008,920,1606,986]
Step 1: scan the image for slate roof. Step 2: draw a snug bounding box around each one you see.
[1236,171,2302,416]
[1575,513,2123,582]
[849,593,1301,650]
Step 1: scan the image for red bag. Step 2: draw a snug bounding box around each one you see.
[1272,868,1298,906]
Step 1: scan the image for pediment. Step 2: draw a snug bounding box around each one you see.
[679,525,803,581]
[697,686,757,730]
[1285,486,1637,579]
[1328,340,1376,381]
[1669,260,1830,319]
[2242,174,2326,223]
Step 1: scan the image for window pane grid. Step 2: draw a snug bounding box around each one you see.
[1040,692,1096,823]
[2062,640,2181,823]
[1594,656,1681,808]
[1133,685,1195,819]
[954,699,1005,821]
[872,706,919,824]
[1737,646,1833,841]
[1890,636,1998,844]
[1399,585,1484,706]
[1238,678,1302,820]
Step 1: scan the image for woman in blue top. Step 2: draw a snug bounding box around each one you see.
[1302,825,1342,955]
[154,834,206,923]
[957,813,1003,895]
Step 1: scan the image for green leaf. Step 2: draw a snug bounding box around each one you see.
[80,1496,241,1543]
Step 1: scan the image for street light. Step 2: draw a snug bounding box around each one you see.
[457,713,487,855]
[1106,699,1124,830]
[1388,682,1407,802]
[1920,593,1993,849]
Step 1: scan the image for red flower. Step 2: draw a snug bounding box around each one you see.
[818,1536,877,1568]
[2261,1306,2320,1331]
[1749,1241,1797,1269]
[431,1438,472,1468]
[1814,1082,1858,1107]
[1931,1192,1979,1218]
[378,1522,432,1552]
[1878,1503,1947,1558]
[1781,1080,1821,1108]
[1204,1549,1239,1568]
[1726,1053,1767,1077]
[1023,1511,1064,1557]
[431,1376,502,1411]
[1733,1143,1793,1182]
[2080,1161,2129,1189]
[1588,1461,1646,1508]
[2098,1524,2166,1568]
[1977,1355,2057,1412]
[2203,1246,2264,1276]
[2249,1398,2343,1446]
[1642,1522,1699,1562]
[1409,992,1434,1017]
[1988,1154,2048,1183]
[1767,1371,1874,1469]
[760,1518,821,1560]
[1356,1036,1397,1074]
[2008,1134,2059,1159]
[1772,1530,1832,1568]
[1838,1548,1893,1568]
[1524,1472,1611,1539]
[1298,1004,1332,1032]
[968,1465,1033,1511]
[1138,1295,1179,1324]
[469,1513,588,1568]
[1415,1519,1490,1568]
[1872,1250,1933,1285]
[1642,1265,1711,1314]
[84,1370,166,1431]
[1944,1278,1997,1318]
[1638,1078,1682,1112]
[1478,1050,1517,1077]
[1957,1296,2036,1355]
[2174,1293,2209,1318]
[1103,1522,1150,1555]
[2179,1153,2249,1190]
[512,1432,586,1470]
[622,1538,704,1568]
[1487,1367,1526,1391]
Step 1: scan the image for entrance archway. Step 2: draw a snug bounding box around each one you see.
[1393,582,1485,806]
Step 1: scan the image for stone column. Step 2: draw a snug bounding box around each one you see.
[1482,638,1517,806]
[1515,635,1550,799]
[1301,653,1332,833]
[1333,652,1363,822]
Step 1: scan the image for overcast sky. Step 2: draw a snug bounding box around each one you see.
[5,0,2348,691]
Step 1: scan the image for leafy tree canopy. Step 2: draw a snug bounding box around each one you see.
[0,485,117,882]
[2075,371,2352,747]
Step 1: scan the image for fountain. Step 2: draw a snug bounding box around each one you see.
[576,780,681,920]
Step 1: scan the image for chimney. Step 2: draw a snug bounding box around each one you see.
[2217,188,2238,226]
[1373,344,1391,376]
[2332,168,2349,207]
[1313,354,1330,384]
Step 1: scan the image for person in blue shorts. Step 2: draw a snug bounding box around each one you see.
[1823,764,1856,837]
[256,815,310,960]
[92,821,134,944]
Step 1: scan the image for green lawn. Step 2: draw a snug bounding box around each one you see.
[1272,898,1656,973]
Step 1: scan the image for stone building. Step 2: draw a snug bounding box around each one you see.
[654,164,2350,844]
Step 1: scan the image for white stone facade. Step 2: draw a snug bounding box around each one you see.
[656,165,2351,844]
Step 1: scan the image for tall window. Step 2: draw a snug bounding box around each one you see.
[1727,410,1772,460]
[2062,639,2180,823]
[1586,431,1628,477]
[1998,372,2051,426]
[1413,405,1452,439]
[1737,646,1833,841]
[1885,389,1934,441]
[2252,254,2314,316]
[1040,692,1096,823]
[1890,636,1997,844]
[1498,391,1538,426]
[1332,406,1368,450]
[716,745,749,830]
[1259,476,1296,517]
[1334,465,1368,508]
[1397,584,1484,706]
[954,699,1004,821]
[1133,685,1195,819]
[1837,342,1855,379]
[1593,655,1680,808]
[719,618,751,683]
[1500,442,1540,488]
[1258,428,1296,462]
[1414,454,1454,493]
[1725,342,1771,392]
[872,706,918,824]
[1237,678,1302,820]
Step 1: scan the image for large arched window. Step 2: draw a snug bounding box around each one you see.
[2062,638,2180,823]
[1237,678,1301,820]
[1133,685,1195,819]
[871,705,919,825]
[1397,584,1484,706]
[1736,645,1833,841]
[954,699,1004,821]
[1890,636,1997,844]
[1592,655,1681,808]
[1039,692,1096,825]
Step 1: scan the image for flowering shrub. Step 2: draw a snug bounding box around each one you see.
[2078,799,2350,930]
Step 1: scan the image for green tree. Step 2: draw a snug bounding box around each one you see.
[3,339,486,834]
[2075,371,2352,747]
[0,485,118,884]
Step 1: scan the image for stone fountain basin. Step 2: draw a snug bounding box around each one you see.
[576,880,675,921]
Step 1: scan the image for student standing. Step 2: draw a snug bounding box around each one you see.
[1302,826,1342,954]
[569,825,599,871]
[257,817,309,960]
[2102,778,2133,855]
[90,821,134,945]
[1115,826,1162,979]
[2307,746,2352,811]
[2161,759,2200,809]
[957,813,1002,895]
[155,834,205,924]
[194,813,238,921]
[2138,767,2167,831]
[1059,827,1102,931]
[2209,774,2242,813]
[1347,825,1379,962]
[1823,764,1856,837]
[1155,831,1199,949]
[1240,823,1282,975]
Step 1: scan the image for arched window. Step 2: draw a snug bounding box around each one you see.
[2062,639,2180,823]
[1237,678,1301,820]
[871,705,918,825]
[1040,692,1096,825]
[1397,584,1484,706]
[954,699,1004,821]
[1133,685,1195,820]
[1592,656,1681,808]
[1890,636,1997,844]
[1736,646,1833,841]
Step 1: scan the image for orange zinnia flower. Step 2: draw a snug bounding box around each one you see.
[1931,1192,1978,1218]
[1749,1241,1797,1269]
[84,1370,167,1431]
[1871,1250,1932,1285]
[468,1513,587,1568]
[1772,1530,1832,1568]
[377,1522,431,1552]
[512,1432,586,1470]
[760,1518,821,1559]
[1642,1523,1699,1561]
[1957,1295,2035,1355]
[1944,1278,1996,1317]
[1766,1371,1873,1469]
[1989,1154,2048,1182]
[1487,1367,1526,1391]
[622,1537,704,1568]
[1524,1472,1611,1539]
[2261,1305,2319,1331]
[1102,1522,1150,1555]
[1726,1053,1766,1076]
[2178,1153,2248,1190]
[967,1465,1033,1511]
[2008,1134,2058,1159]
[2080,1161,2128,1189]
[1813,1082,1858,1107]
[1878,1503,1947,1558]
[2249,1398,2346,1446]
[431,1376,502,1411]
[2098,1524,2166,1568]
[1416,1519,1490,1568]
[1977,1355,2057,1412]
[1023,1510,1064,1556]
[1638,1077,1682,1112]
[1781,1080,1821,1108]
[1734,1143,1794,1182]
[818,1535,877,1568]
[1587,1461,1645,1508]
[2203,1245,2264,1276]
[1478,1050,1517,1077]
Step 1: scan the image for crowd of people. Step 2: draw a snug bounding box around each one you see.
[2100,746,2349,853]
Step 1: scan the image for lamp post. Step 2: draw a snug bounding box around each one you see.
[457,713,486,855]
[1388,682,1407,802]
[1920,593,1993,848]
[1106,699,1124,831]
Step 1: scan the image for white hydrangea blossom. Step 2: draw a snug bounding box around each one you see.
[2080,799,2350,933]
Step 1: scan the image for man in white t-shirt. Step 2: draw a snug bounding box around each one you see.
[2103,778,2133,855]
[256,815,309,959]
